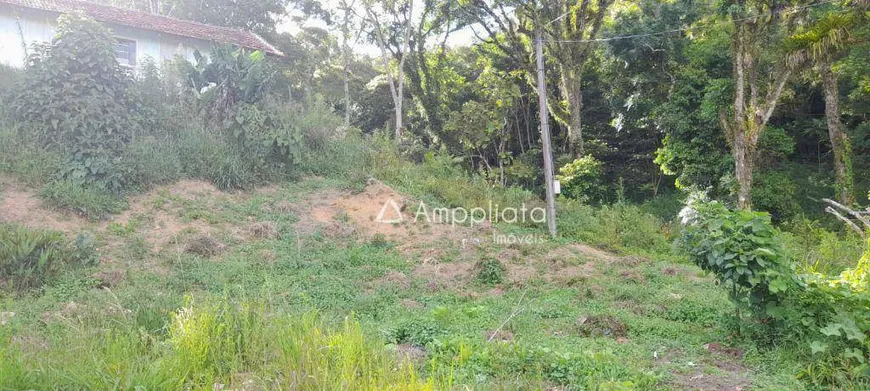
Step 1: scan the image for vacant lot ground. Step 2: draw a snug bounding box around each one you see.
[0,176,803,389]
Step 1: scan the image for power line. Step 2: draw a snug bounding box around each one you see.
[542,0,838,43]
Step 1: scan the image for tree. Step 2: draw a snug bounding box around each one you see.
[364,0,415,140]
[469,0,613,157]
[718,0,805,209]
[786,1,868,205]
[92,0,328,37]
[339,0,357,127]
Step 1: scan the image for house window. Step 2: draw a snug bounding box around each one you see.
[115,38,136,66]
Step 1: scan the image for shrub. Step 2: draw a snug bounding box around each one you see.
[782,244,870,387]
[677,198,797,320]
[392,318,442,346]
[0,224,90,290]
[185,46,273,126]
[39,180,127,220]
[557,155,604,201]
[475,258,506,285]
[781,217,865,274]
[10,13,147,190]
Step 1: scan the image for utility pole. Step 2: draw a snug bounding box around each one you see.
[535,28,557,238]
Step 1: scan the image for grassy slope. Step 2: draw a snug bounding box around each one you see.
[0,173,807,390]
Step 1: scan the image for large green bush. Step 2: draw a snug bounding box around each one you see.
[557,155,604,201]
[10,13,147,191]
[677,199,797,319]
[752,170,801,223]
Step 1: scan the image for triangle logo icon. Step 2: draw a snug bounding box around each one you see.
[375,198,404,224]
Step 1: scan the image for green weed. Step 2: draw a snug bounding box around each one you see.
[0,224,88,290]
[39,180,127,220]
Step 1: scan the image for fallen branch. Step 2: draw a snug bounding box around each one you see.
[826,206,866,238]
[822,198,870,228]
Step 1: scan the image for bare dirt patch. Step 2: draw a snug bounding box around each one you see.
[658,346,752,391]
[410,239,624,291]
[163,179,222,199]
[394,344,427,365]
[101,180,230,252]
[0,183,89,233]
[412,261,475,290]
[670,364,751,391]
[505,263,538,284]
[288,179,476,250]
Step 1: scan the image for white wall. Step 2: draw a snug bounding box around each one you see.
[0,5,215,69]
[0,7,56,67]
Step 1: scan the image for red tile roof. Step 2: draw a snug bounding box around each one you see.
[0,0,283,55]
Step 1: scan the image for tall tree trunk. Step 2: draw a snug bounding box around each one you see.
[731,26,752,210]
[560,67,584,157]
[341,2,352,127]
[723,22,791,209]
[820,60,854,205]
[734,134,754,210]
[365,1,413,142]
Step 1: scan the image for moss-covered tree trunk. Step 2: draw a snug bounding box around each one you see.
[820,60,855,205]
[722,23,792,210]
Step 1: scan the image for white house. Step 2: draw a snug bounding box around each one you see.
[0,0,283,68]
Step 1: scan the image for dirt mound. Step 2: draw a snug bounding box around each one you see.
[576,314,628,338]
[183,234,226,257]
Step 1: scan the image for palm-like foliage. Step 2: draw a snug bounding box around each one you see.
[786,10,862,67]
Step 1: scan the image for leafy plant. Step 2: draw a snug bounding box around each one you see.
[677,198,797,322]
[475,258,506,285]
[11,12,147,190]
[392,318,441,346]
[185,46,273,126]
[788,241,870,386]
[557,155,604,201]
[0,225,81,290]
